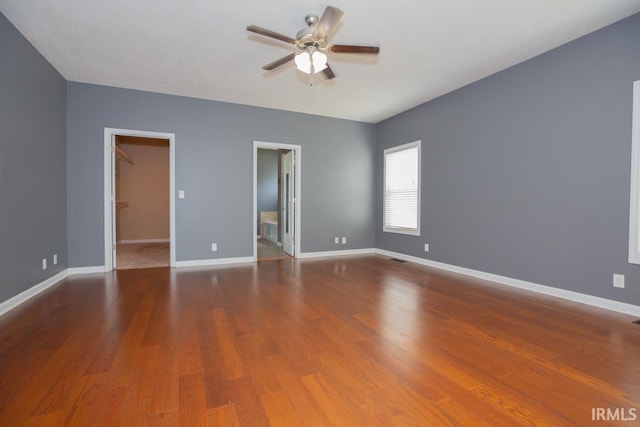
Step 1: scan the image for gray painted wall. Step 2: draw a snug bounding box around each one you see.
[256,149,279,235]
[4,6,638,310]
[67,83,376,266]
[0,13,67,302]
[376,13,640,305]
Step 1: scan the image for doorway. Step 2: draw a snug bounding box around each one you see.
[253,141,301,261]
[104,128,176,271]
[115,136,169,269]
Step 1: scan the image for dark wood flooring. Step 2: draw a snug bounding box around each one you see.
[0,256,638,425]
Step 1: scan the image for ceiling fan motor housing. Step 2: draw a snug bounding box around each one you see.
[296,14,326,50]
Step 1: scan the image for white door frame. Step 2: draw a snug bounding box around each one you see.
[103,128,176,270]
[282,150,295,256]
[253,141,301,260]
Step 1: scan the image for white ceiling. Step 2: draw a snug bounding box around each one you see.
[1,1,639,123]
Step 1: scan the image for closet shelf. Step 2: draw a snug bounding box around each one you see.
[115,146,134,165]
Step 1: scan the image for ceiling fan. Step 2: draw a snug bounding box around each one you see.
[247,6,380,80]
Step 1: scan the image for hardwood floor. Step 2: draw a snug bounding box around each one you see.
[0,256,638,426]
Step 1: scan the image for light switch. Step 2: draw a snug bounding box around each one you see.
[178,190,185,199]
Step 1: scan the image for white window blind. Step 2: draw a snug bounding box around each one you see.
[384,141,420,235]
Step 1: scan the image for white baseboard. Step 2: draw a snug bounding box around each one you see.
[68,266,108,275]
[118,239,169,244]
[375,249,640,317]
[298,248,376,259]
[5,249,637,320]
[0,270,69,317]
[175,256,255,268]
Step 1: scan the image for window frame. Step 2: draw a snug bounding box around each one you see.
[383,140,421,236]
[629,81,640,264]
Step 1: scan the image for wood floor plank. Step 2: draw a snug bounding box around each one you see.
[0,257,638,424]
[234,331,283,395]
[179,338,204,375]
[207,403,241,427]
[0,334,87,425]
[468,381,572,426]
[300,374,347,426]
[150,338,181,415]
[436,396,519,427]
[266,354,332,425]
[367,386,457,426]
[59,373,108,426]
[90,385,128,427]
[212,308,247,380]
[178,373,208,427]
[109,310,152,388]
[259,390,301,426]
[195,306,234,409]
[112,344,162,426]
[297,371,370,426]
[148,410,179,427]
[499,363,630,426]
[226,377,270,426]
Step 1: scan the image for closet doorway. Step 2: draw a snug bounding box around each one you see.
[253,141,301,261]
[104,128,176,271]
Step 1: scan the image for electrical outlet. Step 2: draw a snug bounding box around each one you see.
[613,274,625,289]
[334,237,339,244]
[42,258,47,270]
[424,243,430,252]
[341,237,346,244]
[53,254,58,265]
[211,243,217,252]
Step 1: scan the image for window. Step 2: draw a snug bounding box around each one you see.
[629,81,640,263]
[384,141,421,235]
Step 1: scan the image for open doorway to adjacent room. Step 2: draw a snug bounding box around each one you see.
[253,141,301,261]
[115,136,170,269]
[104,128,176,271]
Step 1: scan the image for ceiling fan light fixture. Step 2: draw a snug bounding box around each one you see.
[294,51,312,74]
[247,6,379,80]
[311,51,328,72]
[295,49,327,74]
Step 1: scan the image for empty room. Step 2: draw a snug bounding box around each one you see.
[1,1,639,425]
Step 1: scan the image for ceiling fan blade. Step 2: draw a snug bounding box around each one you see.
[329,45,380,54]
[313,6,344,40]
[247,25,296,44]
[262,53,296,71]
[323,64,336,80]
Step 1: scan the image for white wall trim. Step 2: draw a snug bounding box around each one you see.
[4,251,638,318]
[628,80,640,264]
[68,266,108,275]
[0,270,69,317]
[104,128,176,271]
[375,249,640,317]
[298,248,376,259]
[174,257,255,268]
[118,239,170,244]
[253,141,302,261]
